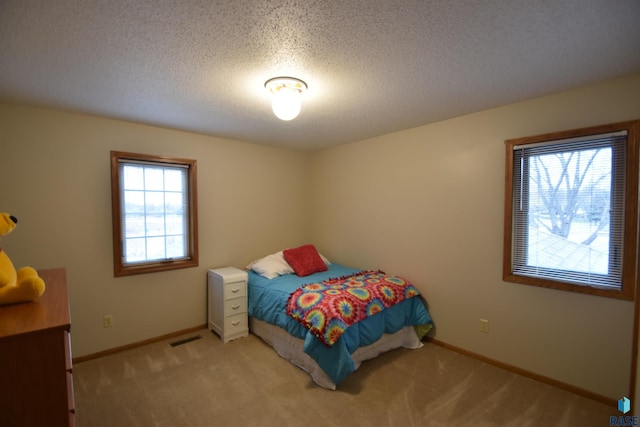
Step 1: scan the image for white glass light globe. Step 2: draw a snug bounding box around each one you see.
[265,77,307,121]
[271,88,302,121]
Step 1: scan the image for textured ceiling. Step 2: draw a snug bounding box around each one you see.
[1,1,640,151]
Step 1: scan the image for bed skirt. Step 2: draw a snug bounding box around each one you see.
[249,317,423,390]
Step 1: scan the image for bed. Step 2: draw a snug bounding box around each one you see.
[246,245,433,389]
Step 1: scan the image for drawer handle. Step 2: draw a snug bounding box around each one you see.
[231,288,240,293]
[232,320,240,326]
[231,304,241,310]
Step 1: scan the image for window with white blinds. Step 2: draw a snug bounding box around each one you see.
[111,151,198,277]
[503,121,639,300]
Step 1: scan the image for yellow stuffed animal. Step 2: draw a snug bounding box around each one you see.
[0,213,45,305]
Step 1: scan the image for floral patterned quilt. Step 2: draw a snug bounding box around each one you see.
[286,270,422,347]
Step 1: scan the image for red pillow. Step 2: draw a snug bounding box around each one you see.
[283,244,328,277]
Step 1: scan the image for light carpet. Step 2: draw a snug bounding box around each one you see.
[73,329,615,426]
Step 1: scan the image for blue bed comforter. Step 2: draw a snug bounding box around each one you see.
[247,263,433,384]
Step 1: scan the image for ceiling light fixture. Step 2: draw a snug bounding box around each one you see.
[265,77,307,121]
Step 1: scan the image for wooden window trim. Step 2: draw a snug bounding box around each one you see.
[503,120,639,300]
[110,151,199,277]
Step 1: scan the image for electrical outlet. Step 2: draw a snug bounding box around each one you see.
[480,319,489,333]
[103,314,113,328]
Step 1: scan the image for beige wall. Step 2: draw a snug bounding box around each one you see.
[0,104,311,357]
[2,73,639,401]
[310,73,640,400]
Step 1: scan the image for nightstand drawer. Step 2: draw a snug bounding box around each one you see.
[224,282,246,300]
[224,313,248,334]
[224,297,247,316]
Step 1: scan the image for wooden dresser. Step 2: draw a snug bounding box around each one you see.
[0,268,74,427]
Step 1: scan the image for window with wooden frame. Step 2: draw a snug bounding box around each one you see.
[503,120,639,300]
[111,151,198,277]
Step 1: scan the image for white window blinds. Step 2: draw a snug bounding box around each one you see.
[510,131,627,290]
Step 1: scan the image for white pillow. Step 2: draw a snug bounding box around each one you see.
[247,251,294,279]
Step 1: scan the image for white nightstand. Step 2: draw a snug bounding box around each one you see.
[207,267,249,343]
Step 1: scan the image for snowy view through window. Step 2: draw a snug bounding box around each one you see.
[525,147,612,275]
[121,164,187,263]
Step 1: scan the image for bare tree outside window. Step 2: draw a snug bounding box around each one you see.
[527,148,612,274]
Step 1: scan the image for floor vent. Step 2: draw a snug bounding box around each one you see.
[169,335,202,347]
